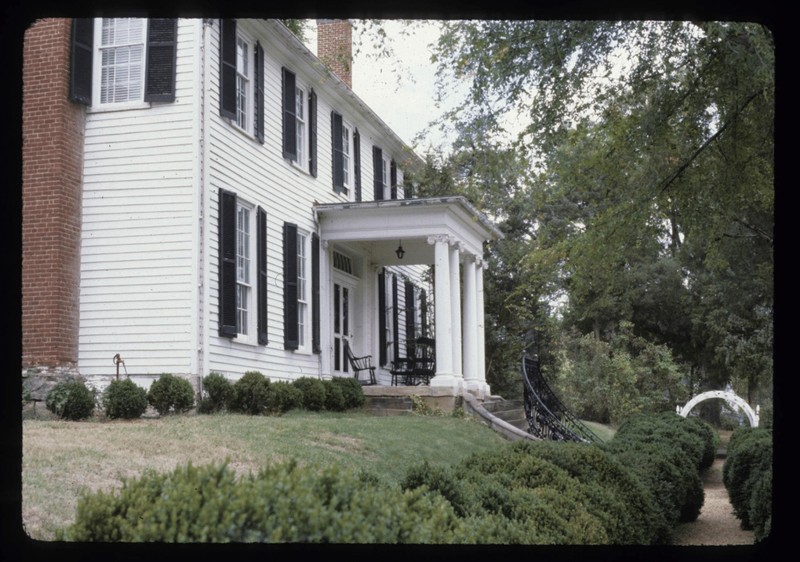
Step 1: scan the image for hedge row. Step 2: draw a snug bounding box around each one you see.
[723,427,772,541]
[601,412,717,540]
[198,372,365,416]
[61,412,717,544]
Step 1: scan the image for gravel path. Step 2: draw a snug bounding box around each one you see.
[671,457,754,546]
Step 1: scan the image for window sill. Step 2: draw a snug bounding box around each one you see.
[87,101,152,114]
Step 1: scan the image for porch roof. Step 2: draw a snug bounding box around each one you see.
[315,196,503,266]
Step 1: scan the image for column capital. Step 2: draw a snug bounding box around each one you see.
[426,234,451,246]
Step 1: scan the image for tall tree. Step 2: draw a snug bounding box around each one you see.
[424,20,774,403]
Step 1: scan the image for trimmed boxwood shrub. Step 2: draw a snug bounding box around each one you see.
[264,381,304,415]
[322,380,346,412]
[199,372,233,413]
[45,379,96,421]
[229,371,270,415]
[292,377,327,411]
[62,461,467,543]
[749,469,772,542]
[723,427,772,530]
[330,376,365,410]
[147,374,195,416]
[103,379,148,420]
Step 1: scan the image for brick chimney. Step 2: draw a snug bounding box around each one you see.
[22,19,85,379]
[317,19,353,88]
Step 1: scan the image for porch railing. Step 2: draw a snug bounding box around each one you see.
[522,354,602,443]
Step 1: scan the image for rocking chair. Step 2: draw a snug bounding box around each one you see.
[344,341,377,385]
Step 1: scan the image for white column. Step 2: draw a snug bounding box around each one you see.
[429,236,453,382]
[462,255,479,390]
[319,240,332,377]
[476,259,489,395]
[449,241,463,381]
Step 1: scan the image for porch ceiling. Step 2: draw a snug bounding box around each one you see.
[315,197,503,266]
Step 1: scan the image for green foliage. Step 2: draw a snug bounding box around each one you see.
[103,379,148,420]
[229,371,270,415]
[422,20,773,405]
[147,374,195,416]
[329,376,366,410]
[602,412,713,530]
[200,372,233,413]
[322,380,346,412]
[45,379,96,421]
[292,377,327,412]
[263,381,303,415]
[749,469,772,542]
[723,427,772,530]
[63,460,466,543]
[554,323,688,425]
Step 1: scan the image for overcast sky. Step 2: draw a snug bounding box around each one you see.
[304,20,465,154]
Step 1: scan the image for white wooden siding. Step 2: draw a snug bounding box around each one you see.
[79,19,200,378]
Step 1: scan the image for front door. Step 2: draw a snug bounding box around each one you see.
[333,280,355,375]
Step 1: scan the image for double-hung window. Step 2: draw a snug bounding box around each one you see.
[98,18,145,105]
[283,224,320,352]
[218,190,268,345]
[219,19,264,143]
[236,204,254,337]
[235,36,250,131]
[282,67,317,176]
[70,18,177,107]
[372,146,397,201]
[332,112,360,199]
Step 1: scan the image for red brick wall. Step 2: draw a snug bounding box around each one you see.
[22,19,85,370]
[317,19,352,88]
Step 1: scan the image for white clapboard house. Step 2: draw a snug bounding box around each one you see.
[21,18,501,398]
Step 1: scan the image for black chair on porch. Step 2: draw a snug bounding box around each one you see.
[344,341,377,385]
[411,337,436,385]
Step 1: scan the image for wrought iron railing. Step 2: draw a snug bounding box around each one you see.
[522,354,602,443]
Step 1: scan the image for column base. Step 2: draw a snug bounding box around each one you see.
[429,373,464,393]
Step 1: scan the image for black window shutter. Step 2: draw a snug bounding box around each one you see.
[69,18,94,105]
[405,281,416,355]
[219,19,237,120]
[257,207,268,345]
[392,275,400,362]
[254,41,265,144]
[354,129,362,202]
[218,189,238,338]
[283,222,299,350]
[282,67,297,161]
[331,112,344,193]
[309,89,318,177]
[373,146,383,201]
[312,233,321,354]
[378,270,387,366]
[420,289,428,337]
[390,160,398,200]
[144,18,177,103]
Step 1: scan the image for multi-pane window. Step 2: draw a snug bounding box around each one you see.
[98,18,146,104]
[297,231,309,348]
[236,205,252,336]
[342,124,352,189]
[382,154,391,200]
[295,86,307,168]
[235,36,250,130]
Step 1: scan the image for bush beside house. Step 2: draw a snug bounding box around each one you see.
[45,379,97,421]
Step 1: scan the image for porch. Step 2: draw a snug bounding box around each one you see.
[315,196,503,399]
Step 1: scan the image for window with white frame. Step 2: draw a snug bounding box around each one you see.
[96,18,146,105]
[382,153,392,200]
[236,202,257,340]
[296,230,310,349]
[342,122,353,192]
[235,35,251,131]
[295,84,307,169]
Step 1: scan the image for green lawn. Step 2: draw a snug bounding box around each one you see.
[21,410,509,541]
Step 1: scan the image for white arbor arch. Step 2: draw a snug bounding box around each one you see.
[678,390,760,427]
